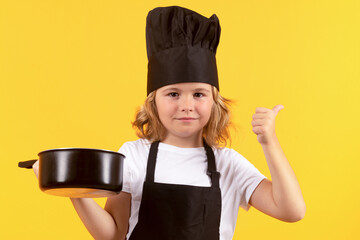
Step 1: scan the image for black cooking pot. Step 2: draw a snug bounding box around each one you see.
[18,148,125,198]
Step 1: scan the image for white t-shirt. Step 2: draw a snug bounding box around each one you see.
[118,138,267,240]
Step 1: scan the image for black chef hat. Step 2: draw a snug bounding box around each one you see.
[146,6,221,95]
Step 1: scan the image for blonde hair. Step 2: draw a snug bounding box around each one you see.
[131,86,233,148]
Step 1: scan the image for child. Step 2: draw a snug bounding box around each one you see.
[34,5,305,240]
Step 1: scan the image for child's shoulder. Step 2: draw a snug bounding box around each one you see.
[118,138,151,153]
[213,145,240,156]
[122,138,151,146]
[213,146,249,164]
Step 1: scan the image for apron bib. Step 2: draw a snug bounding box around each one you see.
[129,140,221,240]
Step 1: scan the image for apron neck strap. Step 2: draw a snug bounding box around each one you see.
[203,139,220,188]
[146,140,160,183]
[146,139,220,187]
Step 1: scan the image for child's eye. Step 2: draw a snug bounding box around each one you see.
[194,93,204,98]
[168,92,179,97]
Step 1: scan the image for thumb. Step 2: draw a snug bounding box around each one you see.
[272,104,284,116]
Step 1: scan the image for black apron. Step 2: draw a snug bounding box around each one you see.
[129,140,222,240]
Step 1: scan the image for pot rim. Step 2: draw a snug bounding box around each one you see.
[38,148,125,157]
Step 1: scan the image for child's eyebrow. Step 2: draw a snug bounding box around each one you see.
[162,87,210,92]
[163,87,181,92]
[193,88,211,93]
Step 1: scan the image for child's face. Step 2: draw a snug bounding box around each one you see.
[155,82,213,141]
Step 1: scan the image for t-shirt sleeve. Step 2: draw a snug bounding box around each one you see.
[231,149,267,211]
[118,143,132,193]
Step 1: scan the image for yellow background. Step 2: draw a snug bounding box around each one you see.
[1,0,359,239]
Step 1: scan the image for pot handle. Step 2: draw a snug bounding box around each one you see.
[18,160,38,169]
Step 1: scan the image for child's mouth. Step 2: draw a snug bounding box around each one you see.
[176,117,197,122]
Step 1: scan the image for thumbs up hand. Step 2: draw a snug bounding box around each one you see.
[251,105,284,145]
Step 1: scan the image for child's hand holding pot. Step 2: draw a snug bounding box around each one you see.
[32,160,39,179]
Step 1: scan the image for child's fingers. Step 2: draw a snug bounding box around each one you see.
[32,160,39,179]
[255,107,272,113]
[251,119,266,127]
[252,113,268,119]
[252,126,264,135]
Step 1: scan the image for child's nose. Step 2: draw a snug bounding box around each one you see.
[180,96,194,112]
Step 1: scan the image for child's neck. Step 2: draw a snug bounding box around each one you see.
[161,134,203,148]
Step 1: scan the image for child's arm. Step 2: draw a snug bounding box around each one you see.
[71,192,131,240]
[32,160,131,239]
[249,105,306,222]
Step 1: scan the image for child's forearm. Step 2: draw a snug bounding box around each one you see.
[70,198,119,240]
[261,137,306,219]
